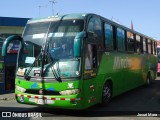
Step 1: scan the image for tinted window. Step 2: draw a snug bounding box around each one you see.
[148,39,152,54]
[152,41,155,55]
[127,31,135,52]
[104,23,113,50]
[143,38,147,53]
[136,35,141,53]
[117,28,125,51]
[87,17,102,40]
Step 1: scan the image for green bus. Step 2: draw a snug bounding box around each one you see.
[2,13,157,109]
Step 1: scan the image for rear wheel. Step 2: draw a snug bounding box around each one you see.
[102,82,112,105]
[146,73,151,86]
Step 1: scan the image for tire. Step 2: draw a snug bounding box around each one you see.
[146,73,151,87]
[102,82,112,105]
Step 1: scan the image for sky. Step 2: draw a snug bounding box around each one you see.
[0,0,160,40]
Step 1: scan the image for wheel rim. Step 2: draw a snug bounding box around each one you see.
[147,76,150,85]
[103,84,111,104]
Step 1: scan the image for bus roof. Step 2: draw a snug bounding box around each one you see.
[27,13,89,24]
[27,13,157,42]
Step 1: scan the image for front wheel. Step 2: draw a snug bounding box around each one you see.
[102,82,112,105]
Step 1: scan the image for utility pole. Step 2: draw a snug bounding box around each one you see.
[49,0,57,15]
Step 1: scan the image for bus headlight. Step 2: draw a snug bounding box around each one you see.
[17,68,25,76]
[59,89,80,95]
[16,85,26,92]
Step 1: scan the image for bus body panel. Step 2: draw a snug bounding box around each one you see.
[98,52,157,97]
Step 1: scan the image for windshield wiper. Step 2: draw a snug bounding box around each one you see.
[24,45,62,82]
[42,19,64,83]
[24,52,41,80]
[45,41,62,82]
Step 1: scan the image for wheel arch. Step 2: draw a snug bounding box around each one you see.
[102,78,113,97]
[100,77,113,105]
[146,71,151,86]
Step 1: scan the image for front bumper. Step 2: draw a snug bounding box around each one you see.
[15,91,83,110]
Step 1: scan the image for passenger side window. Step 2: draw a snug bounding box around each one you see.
[84,44,97,79]
[155,42,157,55]
[127,31,135,52]
[136,35,141,53]
[87,17,102,41]
[148,39,152,54]
[104,23,113,50]
[85,44,97,70]
[143,38,147,53]
[153,41,156,55]
[117,28,125,51]
[152,41,155,55]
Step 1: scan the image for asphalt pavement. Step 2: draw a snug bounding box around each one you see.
[0,90,15,101]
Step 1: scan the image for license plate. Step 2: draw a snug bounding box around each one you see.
[46,100,54,104]
[35,99,44,105]
[29,98,35,102]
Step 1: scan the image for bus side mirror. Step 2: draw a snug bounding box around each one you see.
[74,32,86,57]
[2,35,23,57]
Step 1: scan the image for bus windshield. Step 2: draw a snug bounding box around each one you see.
[17,19,84,79]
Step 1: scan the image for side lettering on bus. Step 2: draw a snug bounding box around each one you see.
[113,56,132,69]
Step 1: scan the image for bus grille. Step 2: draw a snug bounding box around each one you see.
[25,89,60,95]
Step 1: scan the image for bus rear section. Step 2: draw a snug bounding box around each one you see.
[157,46,160,75]
[157,61,160,75]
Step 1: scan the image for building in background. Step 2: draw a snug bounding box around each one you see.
[0,17,30,93]
[0,17,29,38]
